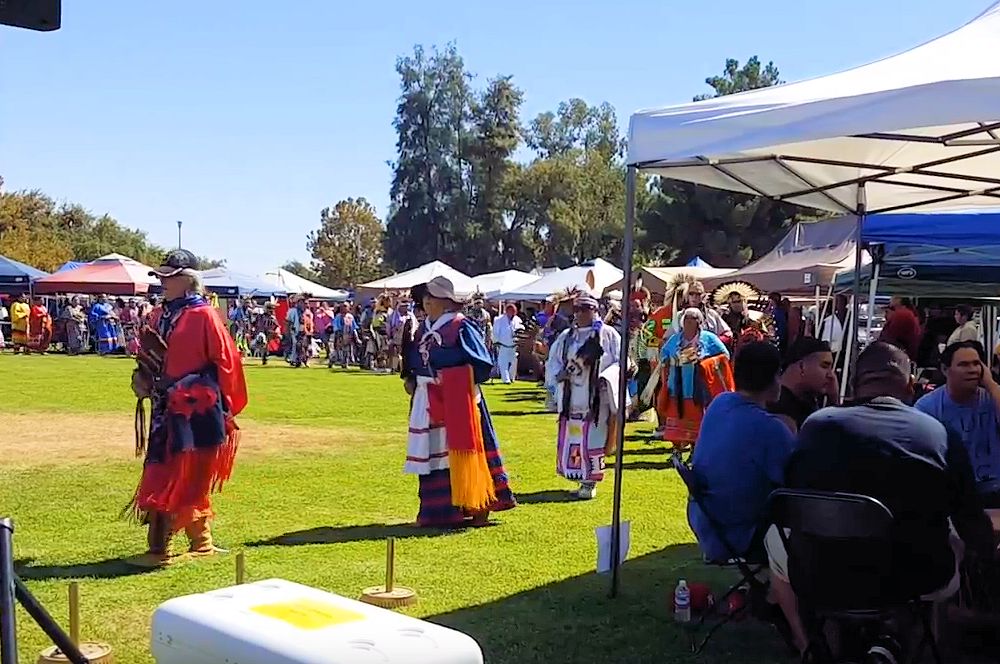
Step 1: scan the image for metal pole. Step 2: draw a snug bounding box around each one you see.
[610,166,637,598]
[848,184,867,395]
[176,221,183,249]
[385,538,395,592]
[864,259,881,343]
[0,518,17,664]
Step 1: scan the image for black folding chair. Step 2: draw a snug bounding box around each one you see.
[769,489,944,664]
[670,451,769,654]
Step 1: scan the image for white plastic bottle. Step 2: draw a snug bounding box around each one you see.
[674,579,691,623]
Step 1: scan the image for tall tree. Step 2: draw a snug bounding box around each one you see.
[638,57,814,268]
[307,197,385,287]
[465,75,523,271]
[384,45,473,272]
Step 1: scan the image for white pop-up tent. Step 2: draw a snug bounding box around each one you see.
[260,268,349,301]
[357,260,476,298]
[606,1,1000,595]
[604,264,734,297]
[497,259,622,301]
[470,269,539,299]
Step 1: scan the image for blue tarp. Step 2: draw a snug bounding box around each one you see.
[834,210,1000,295]
[199,267,286,298]
[686,256,714,268]
[0,255,49,293]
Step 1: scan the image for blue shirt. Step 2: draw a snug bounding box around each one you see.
[688,392,796,561]
[915,387,1000,490]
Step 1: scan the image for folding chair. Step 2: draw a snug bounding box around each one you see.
[670,451,769,654]
[769,489,944,664]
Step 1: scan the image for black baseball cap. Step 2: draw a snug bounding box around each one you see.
[783,337,832,370]
[149,249,200,278]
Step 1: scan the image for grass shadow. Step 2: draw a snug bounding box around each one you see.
[501,391,546,403]
[427,544,787,664]
[621,446,669,457]
[15,556,158,581]
[490,409,549,417]
[611,460,672,471]
[516,490,579,505]
[248,522,463,548]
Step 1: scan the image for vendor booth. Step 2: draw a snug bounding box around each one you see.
[498,258,622,301]
[470,269,538,299]
[34,254,157,295]
[357,261,475,300]
[260,268,349,302]
[200,267,287,298]
[613,1,1000,596]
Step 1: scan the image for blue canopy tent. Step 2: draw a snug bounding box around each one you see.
[685,256,714,268]
[56,261,85,273]
[834,210,1000,297]
[0,255,49,294]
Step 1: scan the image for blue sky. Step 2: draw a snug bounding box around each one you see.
[2,0,989,273]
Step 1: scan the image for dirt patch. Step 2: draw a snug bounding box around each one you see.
[4,412,362,468]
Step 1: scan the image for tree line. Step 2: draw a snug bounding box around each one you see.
[300,50,823,287]
[0,177,221,273]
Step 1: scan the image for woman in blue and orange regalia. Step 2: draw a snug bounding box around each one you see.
[402,276,517,527]
[127,249,248,567]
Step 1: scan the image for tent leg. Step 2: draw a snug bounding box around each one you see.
[864,260,881,342]
[839,295,855,402]
[848,185,867,396]
[609,166,637,599]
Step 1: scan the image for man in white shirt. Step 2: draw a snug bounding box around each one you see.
[492,303,524,384]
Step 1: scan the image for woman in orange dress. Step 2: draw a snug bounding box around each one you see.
[657,307,733,448]
[27,297,53,353]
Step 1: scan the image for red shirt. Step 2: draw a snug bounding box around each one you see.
[880,307,922,361]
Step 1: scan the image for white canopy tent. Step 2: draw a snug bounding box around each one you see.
[497,259,622,301]
[604,265,734,297]
[470,269,539,299]
[357,260,476,298]
[607,1,1000,595]
[259,268,349,301]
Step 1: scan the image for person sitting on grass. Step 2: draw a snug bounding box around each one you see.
[687,341,808,654]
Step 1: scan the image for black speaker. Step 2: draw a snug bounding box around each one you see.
[0,0,60,31]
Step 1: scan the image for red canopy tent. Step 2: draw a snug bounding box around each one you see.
[34,253,158,295]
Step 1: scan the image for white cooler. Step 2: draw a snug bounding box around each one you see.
[151,578,484,664]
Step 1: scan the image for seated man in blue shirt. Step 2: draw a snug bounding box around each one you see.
[915,340,1000,506]
[688,341,806,653]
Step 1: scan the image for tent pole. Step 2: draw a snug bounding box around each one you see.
[847,185,867,396]
[813,285,821,337]
[865,258,881,343]
[839,295,855,402]
[610,166,637,598]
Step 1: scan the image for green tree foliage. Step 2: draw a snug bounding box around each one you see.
[307,197,385,287]
[639,57,820,268]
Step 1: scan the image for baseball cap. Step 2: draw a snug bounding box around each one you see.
[149,249,200,278]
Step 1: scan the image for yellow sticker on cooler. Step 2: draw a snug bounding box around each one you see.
[250,598,366,630]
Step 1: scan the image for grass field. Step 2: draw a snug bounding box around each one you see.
[0,353,788,663]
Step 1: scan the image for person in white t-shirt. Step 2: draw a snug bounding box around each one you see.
[492,303,524,384]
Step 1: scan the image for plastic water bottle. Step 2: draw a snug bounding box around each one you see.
[674,579,691,623]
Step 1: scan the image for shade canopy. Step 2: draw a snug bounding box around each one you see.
[470,269,539,299]
[200,267,287,298]
[833,209,1000,295]
[499,258,623,301]
[0,255,48,293]
[34,254,158,295]
[259,268,349,301]
[358,261,476,297]
[698,216,863,294]
[685,256,713,268]
[628,2,1000,215]
[55,261,85,273]
[605,265,734,297]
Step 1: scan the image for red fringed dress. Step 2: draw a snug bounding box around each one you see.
[132,296,248,530]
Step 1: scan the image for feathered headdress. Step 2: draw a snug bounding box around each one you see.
[710,281,762,307]
[666,273,699,316]
[551,286,584,304]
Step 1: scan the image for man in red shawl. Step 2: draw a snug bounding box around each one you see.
[128,249,248,567]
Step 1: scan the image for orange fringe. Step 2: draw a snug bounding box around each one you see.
[438,366,496,512]
[127,420,240,532]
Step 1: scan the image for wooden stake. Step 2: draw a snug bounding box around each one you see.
[385,538,395,592]
[68,582,80,646]
[236,552,246,585]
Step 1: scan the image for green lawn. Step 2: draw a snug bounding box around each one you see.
[0,354,786,663]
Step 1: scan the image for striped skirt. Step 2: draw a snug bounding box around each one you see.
[416,400,517,527]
